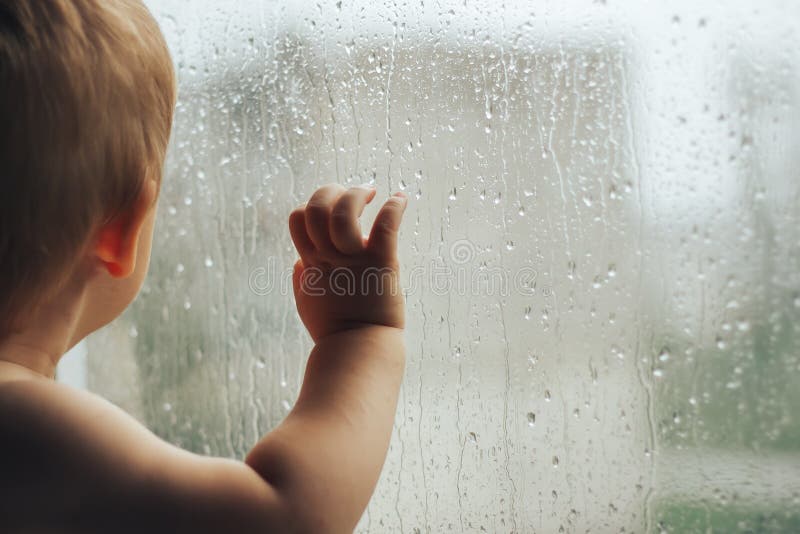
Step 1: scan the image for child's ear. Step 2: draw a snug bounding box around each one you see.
[94,179,158,278]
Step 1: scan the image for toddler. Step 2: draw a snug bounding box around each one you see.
[0,1,407,532]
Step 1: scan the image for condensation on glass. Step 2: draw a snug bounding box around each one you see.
[78,1,800,531]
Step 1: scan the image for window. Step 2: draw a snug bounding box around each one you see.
[61,0,800,531]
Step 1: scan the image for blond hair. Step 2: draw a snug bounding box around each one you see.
[0,0,175,335]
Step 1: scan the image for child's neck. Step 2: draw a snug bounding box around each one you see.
[0,278,89,380]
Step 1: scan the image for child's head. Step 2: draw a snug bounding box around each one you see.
[0,0,175,340]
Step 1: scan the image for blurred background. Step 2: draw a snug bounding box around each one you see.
[58,0,800,531]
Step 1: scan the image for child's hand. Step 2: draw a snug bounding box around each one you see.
[289,184,408,342]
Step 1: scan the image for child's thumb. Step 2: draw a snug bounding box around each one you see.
[368,192,408,257]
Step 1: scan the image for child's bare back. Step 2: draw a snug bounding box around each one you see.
[0,2,407,532]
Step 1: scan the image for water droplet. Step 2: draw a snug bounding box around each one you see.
[567,260,576,280]
[526,412,536,427]
[544,390,551,402]
[468,431,478,443]
[176,263,185,274]
[204,256,214,268]
[552,456,559,467]
[183,196,192,206]
[128,325,138,338]
[162,402,172,412]
[653,368,664,378]
[658,349,670,362]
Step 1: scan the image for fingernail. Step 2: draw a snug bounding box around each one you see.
[360,183,377,190]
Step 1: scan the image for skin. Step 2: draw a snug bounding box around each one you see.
[0,181,408,534]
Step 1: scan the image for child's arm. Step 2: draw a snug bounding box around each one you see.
[0,184,407,533]
[246,183,408,530]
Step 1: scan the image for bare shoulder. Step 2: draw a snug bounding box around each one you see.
[0,375,158,531]
[0,370,157,441]
[0,373,288,534]
[0,372,151,451]
[0,372,162,463]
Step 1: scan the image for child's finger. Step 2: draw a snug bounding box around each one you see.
[330,185,377,255]
[367,192,408,258]
[289,205,315,263]
[305,183,346,254]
